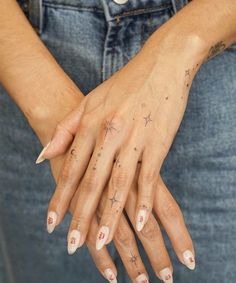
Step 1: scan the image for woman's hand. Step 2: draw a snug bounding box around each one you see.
[51,155,195,283]
[42,31,203,252]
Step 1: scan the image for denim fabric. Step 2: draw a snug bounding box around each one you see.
[0,0,236,282]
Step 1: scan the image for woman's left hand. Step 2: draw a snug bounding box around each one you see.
[41,29,203,250]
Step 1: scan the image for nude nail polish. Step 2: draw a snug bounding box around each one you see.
[136,209,147,232]
[96,226,109,251]
[183,250,195,270]
[159,268,173,283]
[135,273,149,283]
[104,268,117,283]
[47,211,57,234]
[67,230,81,255]
[36,142,50,164]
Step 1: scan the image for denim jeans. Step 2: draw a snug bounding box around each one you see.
[0,0,236,282]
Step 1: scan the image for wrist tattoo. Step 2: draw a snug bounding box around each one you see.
[207,41,226,60]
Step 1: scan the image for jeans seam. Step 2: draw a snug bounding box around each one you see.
[43,2,104,13]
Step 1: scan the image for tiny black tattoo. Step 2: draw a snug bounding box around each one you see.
[185,69,190,77]
[143,112,152,127]
[165,96,169,100]
[109,190,120,208]
[129,252,138,267]
[207,41,226,60]
[104,120,118,137]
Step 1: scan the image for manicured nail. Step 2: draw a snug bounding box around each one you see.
[67,230,81,255]
[136,209,147,232]
[96,226,109,250]
[47,211,57,234]
[183,250,195,270]
[159,268,173,283]
[36,142,50,164]
[104,268,117,283]
[135,273,149,283]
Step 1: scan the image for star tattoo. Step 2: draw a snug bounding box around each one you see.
[129,251,138,267]
[109,190,120,208]
[143,112,152,127]
[104,120,118,137]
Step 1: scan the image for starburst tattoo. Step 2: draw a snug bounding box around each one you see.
[143,112,152,127]
[129,251,138,267]
[109,190,120,208]
[104,120,118,137]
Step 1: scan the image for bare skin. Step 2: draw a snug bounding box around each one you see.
[41,0,236,254]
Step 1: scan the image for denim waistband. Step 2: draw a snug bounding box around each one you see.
[18,0,189,34]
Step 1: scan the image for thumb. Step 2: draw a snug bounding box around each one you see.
[35,97,87,164]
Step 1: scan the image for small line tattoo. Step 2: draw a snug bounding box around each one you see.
[143,112,152,127]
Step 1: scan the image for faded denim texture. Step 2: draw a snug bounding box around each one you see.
[0,0,236,282]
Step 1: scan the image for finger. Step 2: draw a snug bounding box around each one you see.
[154,177,196,270]
[126,174,173,283]
[135,148,159,232]
[97,190,149,283]
[96,144,140,250]
[36,98,87,163]
[86,216,118,283]
[46,123,95,234]
[67,114,124,252]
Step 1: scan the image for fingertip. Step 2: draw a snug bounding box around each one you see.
[182,250,196,270]
[96,226,110,250]
[35,142,51,164]
[46,210,57,234]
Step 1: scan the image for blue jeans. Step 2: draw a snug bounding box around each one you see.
[0,0,236,282]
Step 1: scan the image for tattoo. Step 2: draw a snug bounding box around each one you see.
[165,96,169,100]
[104,120,118,137]
[129,251,138,267]
[207,41,226,60]
[185,69,190,77]
[143,112,153,127]
[109,190,120,208]
[115,158,121,168]
[134,147,138,152]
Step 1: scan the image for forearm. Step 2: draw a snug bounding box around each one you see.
[0,0,83,144]
[143,0,236,66]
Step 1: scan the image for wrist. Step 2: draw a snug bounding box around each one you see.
[28,79,83,145]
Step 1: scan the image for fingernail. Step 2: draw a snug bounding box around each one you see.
[36,142,50,164]
[47,211,57,234]
[136,209,147,232]
[135,273,149,283]
[159,268,173,283]
[104,268,117,283]
[67,230,81,255]
[96,226,109,250]
[183,250,195,270]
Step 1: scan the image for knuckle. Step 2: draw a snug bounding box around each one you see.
[82,175,98,193]
[140,217,160,240]
[111,170,129,188]
[139,170,157,186]
[115,227,135,247]
[160,200,182,221]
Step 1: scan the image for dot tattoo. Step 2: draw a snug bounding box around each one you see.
[143,112,152,127]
